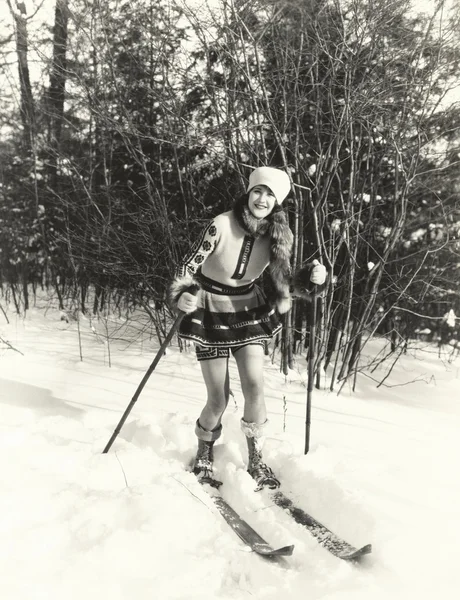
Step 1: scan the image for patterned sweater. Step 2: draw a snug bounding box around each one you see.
[170,198,296,314]
[171,209,272,298]
[181,210,271,283]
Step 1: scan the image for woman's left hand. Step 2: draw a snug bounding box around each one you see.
[310,260,327,285]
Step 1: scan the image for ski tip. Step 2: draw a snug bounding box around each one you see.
[255,543,295,557]
[274,544,295,557]
[359,543,373,556]
[339,543,372,561]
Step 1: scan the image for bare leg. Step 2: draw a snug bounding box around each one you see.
[198,357,230,431]
[234,344,280,489]
[233,344,266,424]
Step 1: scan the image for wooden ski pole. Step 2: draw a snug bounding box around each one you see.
[304,285,317,455]
[102,286,198,454]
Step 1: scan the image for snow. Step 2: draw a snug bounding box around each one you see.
[1,303,460,599]
[444,309,457,328]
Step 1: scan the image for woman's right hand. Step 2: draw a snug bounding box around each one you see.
[177,291,198,313]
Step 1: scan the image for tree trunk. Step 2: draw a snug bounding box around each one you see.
[47,0,69,183]
[7,0,35,151]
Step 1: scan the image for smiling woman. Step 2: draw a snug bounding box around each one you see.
[168,166,326,492]
[170,166,295,348]
[247,185,277,219]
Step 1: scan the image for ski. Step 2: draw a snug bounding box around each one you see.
[197,478,295,559]
[266,489,371,561]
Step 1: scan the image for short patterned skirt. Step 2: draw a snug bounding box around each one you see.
[178,273,282,347]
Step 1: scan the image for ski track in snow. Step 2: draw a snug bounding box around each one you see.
[1,306,459,599]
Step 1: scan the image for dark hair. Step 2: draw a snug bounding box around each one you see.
[234,192,249,206]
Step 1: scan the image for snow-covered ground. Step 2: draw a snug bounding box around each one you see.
[1,302,459,600]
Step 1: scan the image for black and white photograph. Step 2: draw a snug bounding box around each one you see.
[1,1,459,598]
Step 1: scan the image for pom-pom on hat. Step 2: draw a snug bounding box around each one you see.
[246,166,291,205]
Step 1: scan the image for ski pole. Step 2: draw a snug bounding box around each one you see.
[304,284,317,455]
[102,286,199,453]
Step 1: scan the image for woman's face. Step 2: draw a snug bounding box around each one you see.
[248,185,277,219]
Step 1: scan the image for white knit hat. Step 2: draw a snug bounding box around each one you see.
[246,167,291,205]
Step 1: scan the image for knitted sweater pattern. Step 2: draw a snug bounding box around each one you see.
[170,198,294,314]
[176,210,271,286]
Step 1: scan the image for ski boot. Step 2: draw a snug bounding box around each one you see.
[193,419,222,488]
[241,418,280,491]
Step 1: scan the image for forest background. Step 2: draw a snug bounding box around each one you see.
[1,0,460,389]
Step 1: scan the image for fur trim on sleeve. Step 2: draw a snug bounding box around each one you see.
[276,295,292,315]
[169,273,202,311]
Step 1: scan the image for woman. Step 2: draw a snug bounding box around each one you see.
[170,167,326,489]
